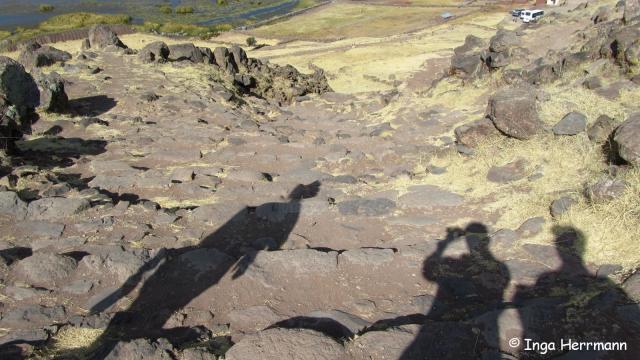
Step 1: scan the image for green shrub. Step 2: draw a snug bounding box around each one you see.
[135,21,232,39]
[175,6,194,14]
[217,0,228,6]
[246,36,257,46]
[159,5,173,14]
[39,4,55,12]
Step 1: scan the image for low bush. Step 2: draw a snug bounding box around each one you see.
[39,4,55,12]
[136,21,232,39]
[175,6,195,14]
[159,5,173,14]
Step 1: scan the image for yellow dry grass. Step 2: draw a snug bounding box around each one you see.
[250,11,508,93]
[539,82,637,125]
[47,326,104,357]
[253,3,472,40]
[418,131,640,268]
[557,168,640,269]
[152,195,218,208]
[402,75,640,269]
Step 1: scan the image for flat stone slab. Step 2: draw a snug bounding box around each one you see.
[225,328,348,360]
[398,185,464,208]
[26,197,90,220]
[337,198,396,216]
[338,248,395,267]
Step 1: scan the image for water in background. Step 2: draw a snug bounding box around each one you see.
[0,0,300,30]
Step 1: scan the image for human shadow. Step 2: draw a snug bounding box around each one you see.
[514,226,640,359]
[86,181,322,359]
[68,95,117,117]
[398,223,511,359]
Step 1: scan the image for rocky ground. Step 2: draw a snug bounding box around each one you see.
[1,0,640,359]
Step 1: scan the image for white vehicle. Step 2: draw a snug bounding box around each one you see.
[520,9,544,23]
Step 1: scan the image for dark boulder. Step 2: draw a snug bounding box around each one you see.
[167,43,204,63]
[212,47,229,67]
[527,62,563,84]
[561,51,592,71]
[484,51,510,69]
[454,35,486,55]
[489,30,519,54]
[138,41,169,63]
[230,45,249,68]
[87,25,128,49]
[234,74,255,88]
[0,57,40,117]
[552,112,587,135]
[586,177,627,202]
[486,87,542,140]
[17,42,71,68]
[104,338,175,360]
[613,113,640,166]
[0,57,39,152]
[450,52,484,78]
[0,191,28,219]
[587,115,616,143]
[213,47,237,74]
[199,47,214,64]
[582,76,602,89]
[35,71,68,113]
[550,196,576,217]
[606,25,640,71]
[11,252,77,288]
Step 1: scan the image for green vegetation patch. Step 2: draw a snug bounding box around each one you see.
[175,6,195,15]
[39,4,55,12]
[39,12,132,32]
[0,12,132,45]
[159,5,173,14]
[135,22,233,39]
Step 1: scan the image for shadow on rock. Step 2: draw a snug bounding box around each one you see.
[17,137,106,158]
[514,226,640,359]
[397,222,510,359]
[86,181,322,359]
[68,95,117,117]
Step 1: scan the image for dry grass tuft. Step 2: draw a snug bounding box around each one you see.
[556,168,640,268]
[539,83,631,125]
[152,195,219,208]
[48,326,104,357]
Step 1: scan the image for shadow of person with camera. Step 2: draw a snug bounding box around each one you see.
[87,181,322,359]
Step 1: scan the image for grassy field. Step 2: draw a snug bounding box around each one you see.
[0,12,132,43]
[248,9,509,92]
[251,2,471,40]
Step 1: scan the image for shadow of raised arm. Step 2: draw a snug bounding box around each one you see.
[89,248,169,314]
